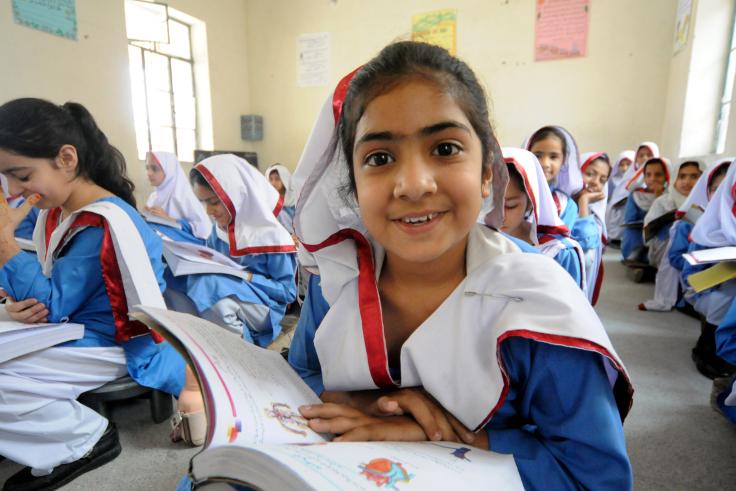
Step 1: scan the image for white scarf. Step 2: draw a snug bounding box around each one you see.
[522,125,583,196]
[609,142,660,205]
[610,150,635,189]
[264,164,297,208]
[145,151,212,239]
[691,159,736,247]
[677,158,733,222]
[192,154,295,256]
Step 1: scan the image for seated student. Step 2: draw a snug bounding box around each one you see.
[0,98,185,489]
[621,158,669,264]
[1,173,39,240]
[683,161,736,379]
[608,150,634,203]
[524,125,582,230]
[501,147,585,290]
[638,160,704,311]
[712,297,736,423]
[264,163,297,235]
[143,150,211,243]
[288,43,633,491]
[607,142,659,244]
[572,152,611,304]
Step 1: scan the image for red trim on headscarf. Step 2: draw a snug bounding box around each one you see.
[194,164,297,257]
[731,180,736,217]
[473,329,634,431]
[273,194,284,217]
[51,212,162,344]
[581,152,607,173]
[551,190,563,216]
[44,208,63,259]
[505,157,540,225]
[592,260,605,306]
[332,67,362,123]
[628,158,669,191]
[675,210,686,219]
[301,229,397,389]
[537,224,570,236]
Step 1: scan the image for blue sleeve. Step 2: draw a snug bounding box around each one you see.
[14,207,39,240]
[571,215,601,252]
[486,338,632,491]
[249,253,297,305]
[716,298,736,365]
[288,274,330,395]
[682,242,709,287]
[623,197,644,225]
[553,247,582,288]
[667,222,692,272]
[559,197,579,230]
[0,227,106,322]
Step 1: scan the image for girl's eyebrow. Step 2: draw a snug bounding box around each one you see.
[4,166,30,173]
[355,120,471,147]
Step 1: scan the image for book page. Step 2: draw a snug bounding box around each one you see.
[243,441,523,490]
[142,211,183,229]
[683,246,736,265]
[0,322,84,363]
[688,261,736,292]
[161,238,244,270]
[134,306,325,448]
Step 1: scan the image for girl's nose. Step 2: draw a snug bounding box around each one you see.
[393,156,437,200]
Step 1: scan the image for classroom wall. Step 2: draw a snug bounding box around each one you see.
[243,0,678,170]
[0,0,251,204]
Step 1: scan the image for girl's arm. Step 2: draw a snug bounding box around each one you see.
[249,253,297,305]
[486,337,632,491]
[571,215,601,252]
[667,222,692,272]
[552,247,583,289]
[558,195,579,230]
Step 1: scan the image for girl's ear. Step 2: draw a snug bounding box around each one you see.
[481,166,493,198]
[56,144,79,174]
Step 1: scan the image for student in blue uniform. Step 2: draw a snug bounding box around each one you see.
[288,43,633,491]
[264,163,297,235]
[0,98,185,490]
[524,125,582,230]
[621,157,669,263]
[500,147,584,290]
[713,298,736,423]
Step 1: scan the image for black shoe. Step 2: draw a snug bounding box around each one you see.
[2,424,121,491]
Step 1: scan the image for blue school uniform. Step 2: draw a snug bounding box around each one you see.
[572,215,601,253]
[551,189,579,231]
[667,220,693,272]
[15,206,39,240]
[288,275,632,491]
[540,234,584,288]
[621,195,647,261]
[178,225,297,346]
[148,218,206,245]
[276,207,295,235]
[0,196,185,395]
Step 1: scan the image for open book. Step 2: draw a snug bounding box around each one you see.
[643,210,676,242]
[160,238,250,281]
[131,306,523,490]
[141,211,183,230]
[0,319,84,363]
[683,246,736,266]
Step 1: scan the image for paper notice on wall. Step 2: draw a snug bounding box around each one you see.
[534,0,589,62]
[411,9,457,55]
[297,32,330,87]
[12,0,78,41]
[674,0,693,54]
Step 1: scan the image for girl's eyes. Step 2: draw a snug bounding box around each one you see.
[16,174,31,182]
[433,142,461,157]
[364,152,394,167]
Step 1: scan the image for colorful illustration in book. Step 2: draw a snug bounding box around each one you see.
[431,443,472,461]
[359,458,413,490]
[227,419,242,442]
[264,402,309,436]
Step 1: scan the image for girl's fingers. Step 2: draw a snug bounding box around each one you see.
[374,396,404,415]
[299,402,364,420]
[5,298,39,312]
[447,412,476,444]
[336,420,427,442]
[307,415,368,434]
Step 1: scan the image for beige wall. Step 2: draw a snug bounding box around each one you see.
[0,0,251,204]
[244,0,678,170]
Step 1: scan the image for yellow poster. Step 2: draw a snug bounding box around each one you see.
[411,9,457,55]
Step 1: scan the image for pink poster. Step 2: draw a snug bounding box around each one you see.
[534,0,590,62]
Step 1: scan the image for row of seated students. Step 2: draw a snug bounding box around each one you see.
[605,140,736,425]
[0,42,643,490]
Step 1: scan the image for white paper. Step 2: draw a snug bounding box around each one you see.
[683,246,736,265]
[297,32,330,87]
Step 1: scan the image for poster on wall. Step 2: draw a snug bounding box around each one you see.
[411,9,457,55]
[534,0,589,62]
[12,0,77,41]
[674,0,693,54]
[297,32,330,87]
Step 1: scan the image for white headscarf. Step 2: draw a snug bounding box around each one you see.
[631,157,672,213]
[523,126,583,196]
[264,164,297,208]
[677,158,733,222]
[643,159,705,230]
[610,150,635,190]
[502,147,569,244]
[192,154,295,256]
[580,152,611,240]
[609,142,660,205]
[691,158,736,247]
[145,151,212,239]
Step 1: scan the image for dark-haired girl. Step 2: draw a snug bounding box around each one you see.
[0,98,185,489]
[288,43,633,490]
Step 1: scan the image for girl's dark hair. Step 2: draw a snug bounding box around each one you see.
[189,167,211,189]
[528,126,568,159]
[708,162,730,192]
[337,41,502,195]
[506,162,525,192]
[0,98,136,207]
[678,161,701,174]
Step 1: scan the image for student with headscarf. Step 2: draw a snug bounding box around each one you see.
[264,163,297,234]
[608,150,634,201]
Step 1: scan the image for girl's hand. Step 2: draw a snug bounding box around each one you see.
[5,297,49,324]
[299,403,427,442]
[145,206,174,221]
[0,194,40,260]
[584,190,606,204]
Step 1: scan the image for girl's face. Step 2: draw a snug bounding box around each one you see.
[351,79,490,267]
[192,181,231,229]
[501,176,530,242]
[0,147,76,209]
[635,146,654,166]
[146,154,165,187]
[643,162,666,194]
[708,172,727,200]
[530,136,564,183]
[674,164,701,196]
[618,158,632,175]
[582,160,611,194]
[269,170,285,194]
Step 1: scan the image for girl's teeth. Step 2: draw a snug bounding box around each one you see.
[402,213,436,224]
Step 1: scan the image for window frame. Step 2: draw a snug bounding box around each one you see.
[715,8,736,154]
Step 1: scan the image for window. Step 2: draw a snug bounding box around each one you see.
[715,10,736,154]
[126,1,198,162]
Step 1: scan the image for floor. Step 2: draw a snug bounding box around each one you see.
[1,250,735,490]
